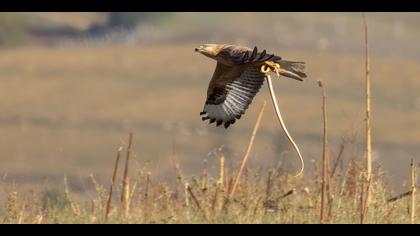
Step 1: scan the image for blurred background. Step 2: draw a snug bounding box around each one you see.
[0,13,419,199]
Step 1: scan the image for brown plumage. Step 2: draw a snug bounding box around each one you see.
[195,44,307,128]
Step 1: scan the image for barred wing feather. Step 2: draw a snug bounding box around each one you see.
[200,65,265,128]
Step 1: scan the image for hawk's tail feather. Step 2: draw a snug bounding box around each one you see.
[276,60,307,81]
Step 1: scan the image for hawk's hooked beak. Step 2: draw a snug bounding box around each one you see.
[195,46,204,53]
[195,45,212,58]
[195,44,223,59]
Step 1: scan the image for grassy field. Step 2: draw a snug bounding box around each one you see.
[0,152,417,223]
[0,12,419,223]
[0,44,419,223]
[0,44,418,180]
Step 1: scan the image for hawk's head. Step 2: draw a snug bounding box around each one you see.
[196,44,241,65]
[195,44,227,59]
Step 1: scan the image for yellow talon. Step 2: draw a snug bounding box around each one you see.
[260,65,271,75]
[260,61,284,77]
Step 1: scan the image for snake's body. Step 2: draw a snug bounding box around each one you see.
[261,64,305,177]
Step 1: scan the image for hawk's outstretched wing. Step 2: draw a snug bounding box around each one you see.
[199,45,306,128]
[200,62,265,128]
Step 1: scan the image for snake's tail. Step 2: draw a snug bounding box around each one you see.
[266,74,305,177]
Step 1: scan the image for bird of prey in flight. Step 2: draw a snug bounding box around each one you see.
[195,44,307,128]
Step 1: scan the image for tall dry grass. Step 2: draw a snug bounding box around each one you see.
[0,152,417,223]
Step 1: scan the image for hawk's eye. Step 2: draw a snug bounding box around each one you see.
[218,51,229,57]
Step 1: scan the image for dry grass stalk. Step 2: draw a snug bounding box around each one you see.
[17,210,24,224]
[211,184,221,213]
[64,175,80,216]
[144,171,151,222]
[184,183,191,221]
[129,181,138,204]
[121,132,133,216]
[345,160,358,197]
[327,196,334,221]
[361,174,372,223]
[91,200,97,215]
[229,101,267,198]
[264,169,274,215]
[360,178,365,223]
[172,159,180,201]
[144,172,151,201]
[387,190,414,203]
[361,12,372,224]
[411,159,417,224]
[34,215,43,224]
[5,190,19,223]
[90,174,108,207]
[105,146,123,220]
[219,153,225,189]
[186,184,207,220]
[318,80,331,223]
[275,189,295,201]
[211,153,225,213]
[330,143,345,179]
[172,161,183,219]
[202,159,208,191]
[224,163,230,192]
[123,183,130,216]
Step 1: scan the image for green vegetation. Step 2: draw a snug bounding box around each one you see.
[0,13,29,46]
[107,13,172,28]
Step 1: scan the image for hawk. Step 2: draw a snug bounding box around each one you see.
[195,44,307,128]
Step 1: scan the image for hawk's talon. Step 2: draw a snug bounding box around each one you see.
[260,65,271,75]
[260,61,284,77]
